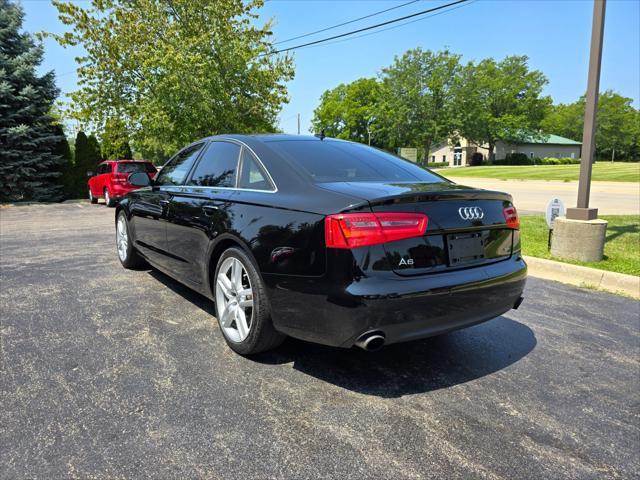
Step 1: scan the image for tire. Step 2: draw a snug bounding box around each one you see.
[89,189,98,204]
[104,188,115,207]
[116,211,146,269]
[214,247,284,355]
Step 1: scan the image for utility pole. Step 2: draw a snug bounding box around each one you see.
[551,0,608,263]
[297,114,300,135]
[566,0,606,221]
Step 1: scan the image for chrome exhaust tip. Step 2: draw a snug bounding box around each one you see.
[355,331,386,352]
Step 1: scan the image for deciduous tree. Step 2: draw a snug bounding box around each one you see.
[101,117,132,160]
[455,56,551,161]
[51,0,294,162]
[376,48,462,163]
[542,91,639,160]
[310,78,381,145]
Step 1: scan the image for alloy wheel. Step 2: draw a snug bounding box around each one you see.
[104,190,110,205]
[116,215,128,261]
[215,257,254,342]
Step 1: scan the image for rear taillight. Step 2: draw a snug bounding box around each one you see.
[503,206,519,229]
[113,173,128,184]
[325,212,428,249]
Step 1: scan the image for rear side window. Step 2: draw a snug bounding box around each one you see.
[268,140,442,183]
[103,164,113,174]
[238,149,274,191]
[188,141,240,188]
[116,162,157,174]
[155,143,204,186]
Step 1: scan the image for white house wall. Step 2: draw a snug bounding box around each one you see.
[495,142,581,160]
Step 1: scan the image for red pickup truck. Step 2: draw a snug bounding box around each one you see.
[88,160,157,207]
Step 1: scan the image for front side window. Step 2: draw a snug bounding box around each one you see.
[238,149,274,191]
[188,141,240,187]
[155,143,204,186]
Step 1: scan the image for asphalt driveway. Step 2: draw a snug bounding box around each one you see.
[1,202,638,479]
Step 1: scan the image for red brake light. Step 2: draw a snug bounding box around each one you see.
[112,173,128,183]
[503,206,519,229]
[325,212,428,249]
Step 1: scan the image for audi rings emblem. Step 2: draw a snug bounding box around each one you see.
[458,206,484,220]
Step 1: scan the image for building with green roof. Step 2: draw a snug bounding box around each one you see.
[427,133,582,167]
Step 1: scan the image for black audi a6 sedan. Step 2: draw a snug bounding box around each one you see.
[116,134,526,355]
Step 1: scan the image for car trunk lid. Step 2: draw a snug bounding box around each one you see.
[319,181,518,276]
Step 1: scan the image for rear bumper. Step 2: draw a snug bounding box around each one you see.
[264,256,527,348]
[109,184,138,198]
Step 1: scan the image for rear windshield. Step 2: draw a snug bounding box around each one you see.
[267,140,443,183]
[116,162,156,174]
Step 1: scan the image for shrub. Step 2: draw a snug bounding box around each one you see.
[539,157,581,165]
[493,153,532,165]
[427,162,448,168]
[540,157,560,165]
[470,152,484,166]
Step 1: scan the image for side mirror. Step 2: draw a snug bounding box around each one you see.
[128,172,151,187]
[86,171,95,177]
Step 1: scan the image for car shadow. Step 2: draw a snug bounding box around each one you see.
[147,269,217,316]
[145,268,535,398]
[252,317,536,398]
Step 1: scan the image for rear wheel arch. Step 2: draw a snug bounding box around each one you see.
[206,234,260,298]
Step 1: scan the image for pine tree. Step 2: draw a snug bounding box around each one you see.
[0,0,64,201]
[72,131,90,198]
[87,134,102,165]
[50,124,73,198]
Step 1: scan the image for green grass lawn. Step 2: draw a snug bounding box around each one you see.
[439,162,640,182]
[520,215,640,276]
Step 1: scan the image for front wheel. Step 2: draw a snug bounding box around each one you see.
[214,247,284,355]
[116,211,146,269]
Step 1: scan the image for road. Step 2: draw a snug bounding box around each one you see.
[443,177,640,215]
[1,203,639,479]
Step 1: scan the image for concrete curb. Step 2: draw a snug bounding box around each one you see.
[523,255,640,299]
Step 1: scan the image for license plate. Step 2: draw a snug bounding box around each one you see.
[447,232,485,266]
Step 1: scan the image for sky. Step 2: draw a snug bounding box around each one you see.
[21,0,640,136]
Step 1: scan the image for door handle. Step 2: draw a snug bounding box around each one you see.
[202,205,219,215]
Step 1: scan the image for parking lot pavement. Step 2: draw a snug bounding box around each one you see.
[1,203,638,479]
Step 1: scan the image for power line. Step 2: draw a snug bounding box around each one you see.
[262,0,469,56]
[274,0,421,45]
[301,0,476,52]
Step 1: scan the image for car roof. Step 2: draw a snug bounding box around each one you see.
[203,133,331,144]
